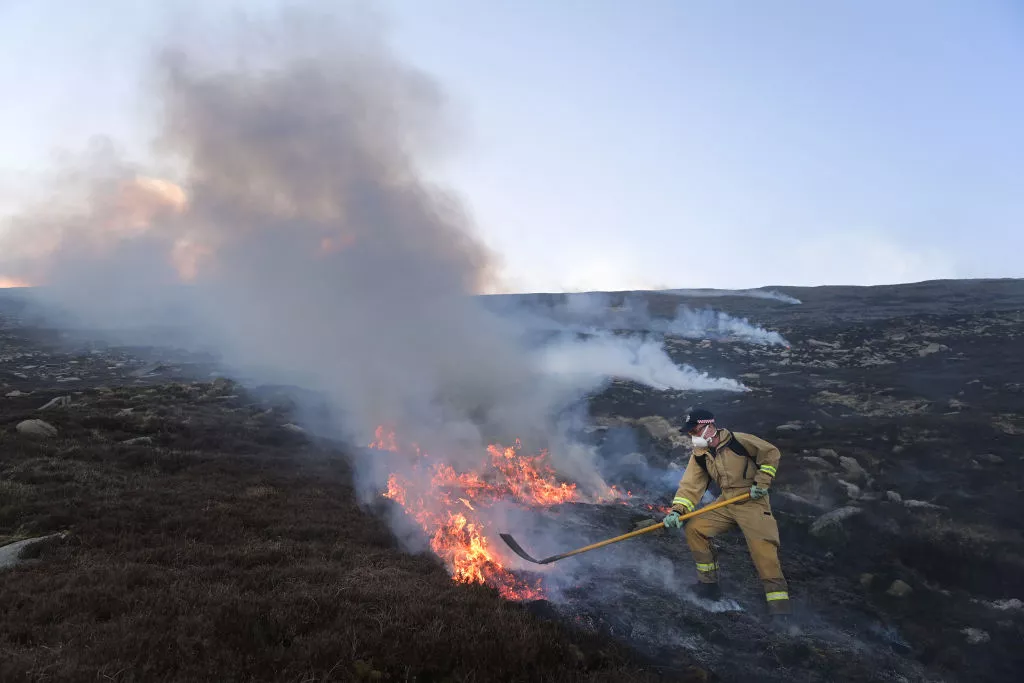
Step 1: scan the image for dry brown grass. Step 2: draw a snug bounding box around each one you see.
[0,384,682,683]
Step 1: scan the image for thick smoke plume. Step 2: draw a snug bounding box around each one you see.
[0,7,743,486]
[0,6,756,607]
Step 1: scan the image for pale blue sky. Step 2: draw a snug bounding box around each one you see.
[1,0,1021,292]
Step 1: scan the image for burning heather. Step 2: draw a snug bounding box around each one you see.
[369,426,626,600]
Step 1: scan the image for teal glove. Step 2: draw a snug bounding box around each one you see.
[663,511,684,528]
[750,484,769,500]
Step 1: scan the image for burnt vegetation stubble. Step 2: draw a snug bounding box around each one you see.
[0,376,687,683]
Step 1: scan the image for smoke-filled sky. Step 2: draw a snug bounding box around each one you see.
[1,0,1022,292]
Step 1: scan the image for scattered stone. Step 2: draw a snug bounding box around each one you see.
[637,416,685,443]
[5,389,24,397]
[859,573,874,588]
[904,499,944,511]
[992,416,1024,435]
[38,395,72,410]
[16,419,58,438]
[886,580,913,598]
[810,506,861,538]
[121,436,154,446]
[839,456,868,482]
[116,408,134,417]
[886,490,903,503]
[56,377,81,383]
[817,448,839,460]
[891,445,905,454]
[961,627,990,645]
[836,479,861,500]
[773,491,818,507]
[991,598,1023,611]
[978,453,1004,464]
[0,533,67,570]
[918,342,950,357]
[801,456,833,469]
[282,423,306,434]
[776,423,802,432]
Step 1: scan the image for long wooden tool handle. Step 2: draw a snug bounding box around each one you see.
[546,492,751,563]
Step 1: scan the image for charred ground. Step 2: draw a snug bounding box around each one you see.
[2,278,1023,682]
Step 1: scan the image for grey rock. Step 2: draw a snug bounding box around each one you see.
[836,479,861,500]
[918,342,950,357]
[0,533,66,570]
[810,506,862,538]
[961,627,990,645]
[904,499,944,511]
[5,390,24,397]
[801,456,833,469]
[121,436,153,446]
[776,423,802,432]
[839,456,868,482]
[16,419,58,438]
[637,416,683,442]
[978,453,1004,464]
[886,490,903,503]
[991,598,1023,611]
[38,395,72,410]
[886,580,913,598]
[818,448,839,460]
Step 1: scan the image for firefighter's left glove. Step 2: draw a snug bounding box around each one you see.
[750,484,770,500]
[662,511,684,528]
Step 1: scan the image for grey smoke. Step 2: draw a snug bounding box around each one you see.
[484,291,791,346]
[0,6,745,500]
[664,288,803,304]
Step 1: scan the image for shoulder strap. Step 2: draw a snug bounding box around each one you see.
[728,434,752,460]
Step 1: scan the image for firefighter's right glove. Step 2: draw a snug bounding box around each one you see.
[663,511,684,528]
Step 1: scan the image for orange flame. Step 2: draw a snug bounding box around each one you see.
[369,426,623,601]
[0,277,31,288]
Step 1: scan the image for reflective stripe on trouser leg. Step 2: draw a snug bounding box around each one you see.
[685,504,737,585]
[694,560,719,583]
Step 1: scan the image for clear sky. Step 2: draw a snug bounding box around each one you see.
[1,0,1021,292]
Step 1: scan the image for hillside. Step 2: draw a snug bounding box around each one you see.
[2,278,1023,682]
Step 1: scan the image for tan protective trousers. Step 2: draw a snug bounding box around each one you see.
[684,490,790,610]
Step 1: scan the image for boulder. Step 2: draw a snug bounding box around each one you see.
[886,580,913,598]
[16,419,58,438]
[839,456,868,483]
[809,506,862,540]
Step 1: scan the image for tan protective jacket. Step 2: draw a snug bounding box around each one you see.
[671,429,781,514]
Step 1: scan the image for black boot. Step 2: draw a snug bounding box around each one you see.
[691,582,722,600]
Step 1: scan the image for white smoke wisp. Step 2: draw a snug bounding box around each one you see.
[486,292,791,346]
[664,306,790,346]
[536,333,747,392]
[664,288,803,304]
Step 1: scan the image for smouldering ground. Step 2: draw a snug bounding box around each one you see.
[0,378,695,683]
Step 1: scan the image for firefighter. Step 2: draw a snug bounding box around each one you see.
[662,407,791,618]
